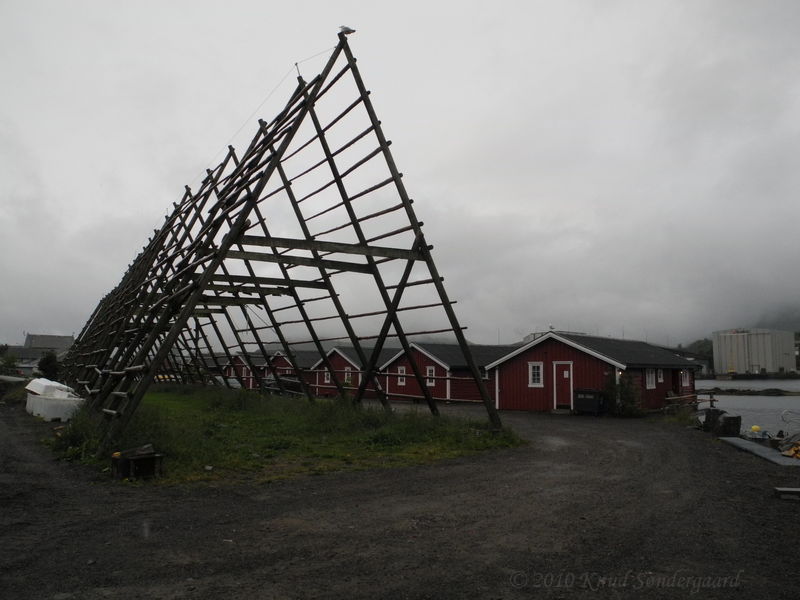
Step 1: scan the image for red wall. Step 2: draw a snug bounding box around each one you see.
[383,349,449,402]
[494,338,613,411]
[223,356,265,390]
[382,349,495,404]
[267,355,316,395]
[448,368,494,403]
[307,352,383,399]
[271,355,294,377]
[494,338,696,411]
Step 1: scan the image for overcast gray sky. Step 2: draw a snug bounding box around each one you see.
[2,0,799,347]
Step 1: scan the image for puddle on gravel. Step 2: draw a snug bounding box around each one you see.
[536,435,570,449]
[613,439,645,448]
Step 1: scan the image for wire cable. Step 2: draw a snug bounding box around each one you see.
[187,45,336,190]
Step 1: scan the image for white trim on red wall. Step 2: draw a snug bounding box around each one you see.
[494,365,500,409]
[528,361,544,388]
[552,361,574,410]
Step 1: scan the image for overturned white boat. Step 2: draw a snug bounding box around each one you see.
[25,378,84,422]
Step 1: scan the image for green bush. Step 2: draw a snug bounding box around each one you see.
[605,373,645,418]
[0,381,28,405]
[47,407,104,462]
[0,353,19,375]
[37,352,59,380]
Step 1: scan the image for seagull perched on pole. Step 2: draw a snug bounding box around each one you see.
[340,25,356,35]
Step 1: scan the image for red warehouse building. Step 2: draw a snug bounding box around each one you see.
[485,332,698,412]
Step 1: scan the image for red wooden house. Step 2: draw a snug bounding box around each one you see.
[310,346,396,398]
[485,332,697,411]
[379,342,516,403]
[222,353,270,389]
[268,349,324,395]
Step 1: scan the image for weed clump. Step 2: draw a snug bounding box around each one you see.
[46,406,104,462]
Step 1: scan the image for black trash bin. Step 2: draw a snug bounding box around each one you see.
[714,414,742,437]
[573,389,605,416]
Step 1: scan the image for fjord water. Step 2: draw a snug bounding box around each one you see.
[695,378,800,434]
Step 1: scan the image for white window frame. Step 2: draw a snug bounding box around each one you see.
[397,366,406,386]
[344,366,352,384]
[681,370,690,387]
[324,370,331,384]
[426,365,435,387]
[528,362,544,388]
[657,368,664,383]
[646,368,656,389]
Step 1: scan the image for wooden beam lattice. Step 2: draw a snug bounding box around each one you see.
[61,33,502,447]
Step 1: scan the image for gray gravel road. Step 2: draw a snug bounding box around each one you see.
[1,401,799,599]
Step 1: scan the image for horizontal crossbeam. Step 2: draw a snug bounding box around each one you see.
[226,249,373,274]
[239,235,422,261]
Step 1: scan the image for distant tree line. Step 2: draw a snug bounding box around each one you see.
[681,338,712,359]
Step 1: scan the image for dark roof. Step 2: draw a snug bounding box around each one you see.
[327,346,397,369]
[195,353,229,369]
[225,349,324,369]
[556,333,697,369]
[4,345,53,361]
[414,342,519,369]
[225,353,271,367]
[275,349,325,369]
[24,334,74,351]
[656,346,710,362]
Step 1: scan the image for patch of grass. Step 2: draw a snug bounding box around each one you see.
[0,380,29,405]
[661,405,698,427]
[50,386,523,483]
[45,405,105,463]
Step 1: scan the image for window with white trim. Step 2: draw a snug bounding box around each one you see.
[681,370,690,387]
[324,370,331,384]
[646,368,656,389]
[657,369,664,383]
[528,362,543,388]
[426,366,435,387]
[397,366,406,386]
[344,366,352,384]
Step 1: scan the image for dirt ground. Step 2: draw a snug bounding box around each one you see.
[1,401,799,600]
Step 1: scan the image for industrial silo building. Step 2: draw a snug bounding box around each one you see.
[712,328,795,375]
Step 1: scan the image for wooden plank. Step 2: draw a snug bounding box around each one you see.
[239,235,421,261]
[204,284,288,295]
[209,274,327,289]
[386,277,441,290]
[198,296,274,306]
[226,249,372,274]
[365,224,415,244]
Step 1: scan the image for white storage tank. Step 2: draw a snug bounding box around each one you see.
[25,378,84,421]
[712,328,795,375]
